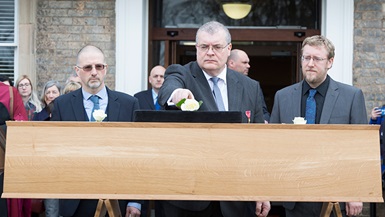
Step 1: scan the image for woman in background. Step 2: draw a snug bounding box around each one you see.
[63,81,81,94]
[15,75,42,121]
[33,81,61,121]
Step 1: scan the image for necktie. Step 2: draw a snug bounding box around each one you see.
[154,96,161,110]
[89,95,100,121]
[210,77,225,111]
[305,89,317,124]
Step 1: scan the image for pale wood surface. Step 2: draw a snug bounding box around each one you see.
[0,146,4,170]
[2,121,383,202]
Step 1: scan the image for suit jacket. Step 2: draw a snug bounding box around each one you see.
[158,61,264,124]
[269,78,367,213]
[51,87,140,217]
[32,107,50,121]
[157,61,264,217]
[270,78,367,125]
[134,89,161,110]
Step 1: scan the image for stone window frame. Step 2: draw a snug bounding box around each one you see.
[0,0,18,81]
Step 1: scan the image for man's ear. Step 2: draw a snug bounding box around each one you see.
[327,57,334,69]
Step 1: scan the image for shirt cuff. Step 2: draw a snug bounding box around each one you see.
[167,88,184,105]
[127,202,141,211]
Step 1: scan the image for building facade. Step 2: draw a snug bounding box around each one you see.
[11,0,385,216]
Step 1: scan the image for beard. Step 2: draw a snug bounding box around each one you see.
[303,70,327,87]
[87,79,101,89]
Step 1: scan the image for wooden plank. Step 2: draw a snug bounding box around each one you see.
[2,122,383,202]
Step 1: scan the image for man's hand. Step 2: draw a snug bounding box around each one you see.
[345,202,362,216]
[172,89,194,106]
[125,206,141,217]
[255,201,270,217]
[371,107,381,120]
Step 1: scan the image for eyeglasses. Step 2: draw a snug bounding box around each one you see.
[18,83,30,88]
[196,43,230,53]
[301,56,328,64]
[76,64,106,72]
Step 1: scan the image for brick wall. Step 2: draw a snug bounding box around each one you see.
[354,1,385,216]
[354,0,385,117]
[35,0,116,92]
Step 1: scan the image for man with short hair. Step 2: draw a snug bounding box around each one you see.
[51,45,141,217]
[227,49,271,123]
[134,65,165,110]
[227,49,250,76]
[158,21,270,217]
[270,35,366,217]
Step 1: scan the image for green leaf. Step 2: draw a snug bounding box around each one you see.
[198,101,203,107]
[176,98,186,107]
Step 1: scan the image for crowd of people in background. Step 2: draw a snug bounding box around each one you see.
[0,19,383,217]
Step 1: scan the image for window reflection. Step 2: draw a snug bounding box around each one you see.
[155,0,320,29]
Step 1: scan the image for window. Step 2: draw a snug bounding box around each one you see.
[155,0,321,29]
[0,0,17,80]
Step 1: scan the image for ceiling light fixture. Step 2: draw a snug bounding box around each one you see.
[222,2,252,20]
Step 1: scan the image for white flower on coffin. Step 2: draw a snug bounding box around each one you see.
[293,117,307,124]
[176,98,203,111]
[92,109,107,122]
[181,99,201,111]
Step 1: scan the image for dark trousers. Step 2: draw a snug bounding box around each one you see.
[63,199,129,217]
[161,201,223,217]
[0,173,7,217]
[285,202,347,217]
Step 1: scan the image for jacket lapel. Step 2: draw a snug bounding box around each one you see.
[320,78,339,124]
[106,88,120,121]
[71,89,87,121]
[145,89,155,110]
[227,71,242,111]
[291,82,302,118]
[190,62,218,111]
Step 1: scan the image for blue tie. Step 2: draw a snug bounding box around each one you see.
[210,77,225,111]
[89,95,100,121]
[306,89,317,124]
[154,96,161,110]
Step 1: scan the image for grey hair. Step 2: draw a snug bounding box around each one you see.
[40,80,62,106]
[196,21,231,44]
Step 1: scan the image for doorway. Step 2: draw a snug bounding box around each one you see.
[166,40,302,113]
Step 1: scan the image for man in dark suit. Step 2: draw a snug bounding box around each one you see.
[134,65,165,110]
[51,45,141,217]
[270,35,367,217]
[158,21,270,217]
[227,49,271,123]
[133,65,165,217]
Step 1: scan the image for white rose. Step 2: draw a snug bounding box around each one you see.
[93,109,107,122]
[181,99,200,111]
[293,117,307,124]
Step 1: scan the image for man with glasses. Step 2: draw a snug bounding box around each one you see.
[51,45,141,217]
[270,35,366,217]
[158,21,270,217]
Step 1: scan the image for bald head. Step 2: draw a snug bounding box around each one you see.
[227,49,250,76]
[76,45,105,65]
[75,45,107,94]
[149,65,165,93]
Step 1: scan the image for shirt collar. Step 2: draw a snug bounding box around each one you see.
[202,65,227,84]
[302,75,330,97]
[151,88,158,100]
[82,86,108,100]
